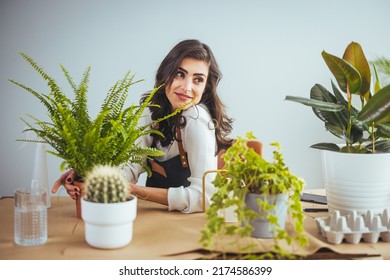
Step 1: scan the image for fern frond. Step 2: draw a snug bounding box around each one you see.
[19,52,57,85]
[60,64,78,93]
[126,85,162,135]
[74,66,91,130]
[8,80,56,117]
[19,53,71,108]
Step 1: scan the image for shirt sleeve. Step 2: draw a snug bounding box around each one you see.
[167,105,217,213]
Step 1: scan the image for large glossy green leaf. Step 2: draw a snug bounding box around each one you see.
[331,80,348,105]
[343,42,371,97]
[325,123,348,141]
[285,95,343,112]
[374,139,390,152]
[310,143,340,151]
[311,83,338,103]
[310,84,347,127]
[331,81,360,117]
[323,122,363,144]
[322,51,362,94]
[358,84,390,123]
[308,84,364,143]
[377,123,390,137]
[350,124,365,143]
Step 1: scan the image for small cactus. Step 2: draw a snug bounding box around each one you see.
[84,165,130,203]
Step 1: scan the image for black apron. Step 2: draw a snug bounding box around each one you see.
[146,127,191,188]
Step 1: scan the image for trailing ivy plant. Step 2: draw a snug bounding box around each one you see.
[200,132,308,259]
[9,52,180,179]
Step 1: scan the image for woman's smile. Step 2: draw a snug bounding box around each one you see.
[175,92,193,102]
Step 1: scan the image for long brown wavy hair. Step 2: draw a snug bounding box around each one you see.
[141,39,234,154]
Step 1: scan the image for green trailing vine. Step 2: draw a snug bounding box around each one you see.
[200,132,309,259]
[10,53,180,179]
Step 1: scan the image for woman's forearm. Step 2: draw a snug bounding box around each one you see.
[130,184,168,206]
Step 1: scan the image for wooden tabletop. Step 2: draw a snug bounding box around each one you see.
[1,191,389,260]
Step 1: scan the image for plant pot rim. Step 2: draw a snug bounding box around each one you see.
[81,194,137,223]
[81,194,137,204]
[321,148,390,156]
[247,191,289,195]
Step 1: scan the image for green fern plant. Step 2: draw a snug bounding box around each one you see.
[9,52,179,179]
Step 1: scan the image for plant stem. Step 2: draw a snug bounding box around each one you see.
[371,122,375,153]
[346,83,352,148]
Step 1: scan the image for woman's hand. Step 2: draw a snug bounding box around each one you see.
[128,182,134,194]
[51,169,83,200]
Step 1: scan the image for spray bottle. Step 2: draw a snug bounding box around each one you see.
[32,143,50,208]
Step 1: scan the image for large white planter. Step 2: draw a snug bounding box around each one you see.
[244,193,288,238]
[81,195,137,249]
[321,150,390,215]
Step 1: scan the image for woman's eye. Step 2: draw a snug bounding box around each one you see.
[194,77,204,84]
[176,71,185,78]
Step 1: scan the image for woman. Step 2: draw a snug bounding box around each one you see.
[52,39,234,213]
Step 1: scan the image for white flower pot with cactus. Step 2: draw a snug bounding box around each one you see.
[81,165,137,249]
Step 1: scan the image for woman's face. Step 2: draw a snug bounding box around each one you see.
[166,57,209,110]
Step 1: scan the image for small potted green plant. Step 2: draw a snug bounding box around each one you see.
[200,132,308,259]
[10,53,179,217]
[285,42,390,214]
[285,41,390,153]
[81,164,136,249]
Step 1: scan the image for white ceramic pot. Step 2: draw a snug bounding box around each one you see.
[217,190,238,222]
[218,205,238,223]
[81,195,137,249]
[244,193,288,238]
[321,150,390,215]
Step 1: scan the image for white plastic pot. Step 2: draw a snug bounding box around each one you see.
[81,195,137,249]
[321,150,390,215]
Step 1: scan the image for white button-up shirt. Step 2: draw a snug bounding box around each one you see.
[124,104,217,213]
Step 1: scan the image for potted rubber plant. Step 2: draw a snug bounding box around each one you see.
[81,164,137,249]
[200,132,308,259]
[285,42,390,214]
[9,53,179,217]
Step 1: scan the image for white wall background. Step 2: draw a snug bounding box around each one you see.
[1,0,389,197]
